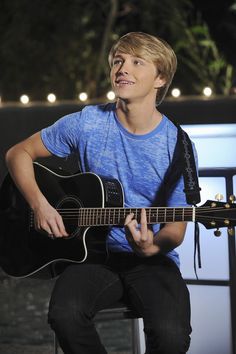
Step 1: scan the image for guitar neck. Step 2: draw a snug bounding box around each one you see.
[76,206,194,226]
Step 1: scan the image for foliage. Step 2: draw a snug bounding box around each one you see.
[174,20,233,94]
[0,0,234,101]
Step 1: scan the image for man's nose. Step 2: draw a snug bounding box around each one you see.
[117,61,130,74]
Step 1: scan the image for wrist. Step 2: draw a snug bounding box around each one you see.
[143,244,160,257]
[30,194,49,211]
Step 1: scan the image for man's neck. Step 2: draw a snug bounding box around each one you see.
[115,99,162,135]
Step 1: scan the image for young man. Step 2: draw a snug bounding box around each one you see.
[6,32,193,353]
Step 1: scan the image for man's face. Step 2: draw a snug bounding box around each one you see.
[110,51,165,103]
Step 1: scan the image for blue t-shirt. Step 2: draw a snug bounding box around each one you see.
[41,103,194,266]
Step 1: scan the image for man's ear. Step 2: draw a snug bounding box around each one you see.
[154,75,166,89]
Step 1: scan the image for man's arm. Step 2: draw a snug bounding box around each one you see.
[5,132,68,237]
[125,208,187,257]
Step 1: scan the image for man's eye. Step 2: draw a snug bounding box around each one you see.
[113,60,122,65]
[134,59,143,65]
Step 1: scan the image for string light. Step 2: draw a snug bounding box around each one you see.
[106,91,115,100]
[4,86,219,105]
[78,92,88,102]
[203,87,212,97]
[20,95,29,104]
[171,88,181,98]
[47,93,56,103]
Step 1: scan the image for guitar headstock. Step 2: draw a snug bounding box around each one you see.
[196,195,236,236]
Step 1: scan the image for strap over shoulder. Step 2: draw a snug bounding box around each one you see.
[160,120,201,206]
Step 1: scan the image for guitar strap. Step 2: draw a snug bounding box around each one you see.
[160,122,201,205]
[176,124,201,205]
[176,124,202,275]
[160,121,202,275]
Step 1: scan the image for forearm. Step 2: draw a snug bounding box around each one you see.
[154,222,187,254]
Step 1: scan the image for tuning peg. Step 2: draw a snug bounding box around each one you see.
[228,228,235,237]
[215,193,224,201]
[214,229,222,237]
[229,195,236,204]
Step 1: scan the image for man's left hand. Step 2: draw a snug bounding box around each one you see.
[124,208,159,256]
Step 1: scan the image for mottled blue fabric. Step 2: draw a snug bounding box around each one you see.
[41,103,195,266]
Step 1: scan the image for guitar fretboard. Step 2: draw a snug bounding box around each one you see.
[72,207,194,226]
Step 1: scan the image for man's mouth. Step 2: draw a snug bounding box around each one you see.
[115,80,135,85]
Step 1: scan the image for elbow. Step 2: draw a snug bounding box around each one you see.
[5,145,15,166]
[5,143,32,168]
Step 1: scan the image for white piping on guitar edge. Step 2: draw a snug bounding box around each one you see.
[12,229,90,279]
[192,206,196,222]
[95,174,106,208]
[33,161,101,180]
[10,255,88,279]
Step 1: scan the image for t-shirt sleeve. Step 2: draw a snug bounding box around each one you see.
[40,111,83,157]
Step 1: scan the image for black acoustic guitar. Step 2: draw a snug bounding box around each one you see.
[0,163,235,279]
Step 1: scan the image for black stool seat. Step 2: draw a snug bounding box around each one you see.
[95,301,140,321]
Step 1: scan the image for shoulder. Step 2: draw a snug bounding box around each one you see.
[76,102,115,125]
[163,115,178,135]
[159,115,178,149]
[81,102,115,117]
[49,103,115,130]
[163,114,198,163]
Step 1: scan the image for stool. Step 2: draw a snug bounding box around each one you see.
[53,303,146,354]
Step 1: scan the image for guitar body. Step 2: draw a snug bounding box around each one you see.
[0,163,124,278]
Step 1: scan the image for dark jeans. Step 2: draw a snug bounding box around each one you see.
[48,253,191,354]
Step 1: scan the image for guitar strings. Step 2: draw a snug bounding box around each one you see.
[29,206,236,227]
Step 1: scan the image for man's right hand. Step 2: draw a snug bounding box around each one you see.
[33,199,69,238]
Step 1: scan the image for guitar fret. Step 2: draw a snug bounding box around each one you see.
[165,209,172,223]
[146,209,151,224]
[83,208,85,226]
[104,208,106,225]
[108,208,111,224]
[99,209,101,225]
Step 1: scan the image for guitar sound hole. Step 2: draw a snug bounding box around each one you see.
[56,196,82,238]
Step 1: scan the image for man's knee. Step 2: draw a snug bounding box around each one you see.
[48,303,90,333]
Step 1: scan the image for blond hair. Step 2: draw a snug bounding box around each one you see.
[108,32,177,105]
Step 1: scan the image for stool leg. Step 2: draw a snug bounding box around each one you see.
[131,318,146,354]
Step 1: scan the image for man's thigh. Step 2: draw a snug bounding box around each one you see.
[49,263,124,317]
[122,257,191,329]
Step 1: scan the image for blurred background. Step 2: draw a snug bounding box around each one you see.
[0,0,236,102]
[0,1,236,354]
